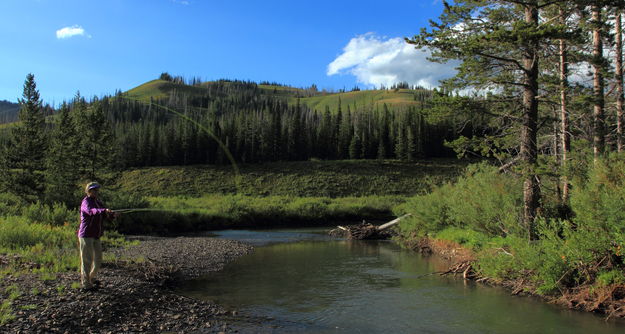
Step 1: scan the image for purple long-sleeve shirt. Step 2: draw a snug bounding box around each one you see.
[79,196,107,238]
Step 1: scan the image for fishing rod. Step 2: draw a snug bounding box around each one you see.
[111,208,172,214]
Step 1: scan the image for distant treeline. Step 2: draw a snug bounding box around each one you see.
[97,80,472,167]
[108,82,472,167]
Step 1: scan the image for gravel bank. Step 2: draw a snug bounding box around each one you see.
[0,236,254,333]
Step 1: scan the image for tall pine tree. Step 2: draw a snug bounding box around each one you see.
[45,102,80,206]
[2,74,48,201]
[408,0,567,239]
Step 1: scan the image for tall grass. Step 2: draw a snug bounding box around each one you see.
[114,195,402,234]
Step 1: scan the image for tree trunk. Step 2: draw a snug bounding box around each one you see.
[522,4,540,240]
[560,7,570,202]
[592,5,605,161]
[553,108,562,201]
[616,10,624,153]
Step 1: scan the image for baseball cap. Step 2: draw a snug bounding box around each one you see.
[85,182,101,192]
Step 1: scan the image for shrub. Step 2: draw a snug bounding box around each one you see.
[0,193,26,217]
[395,163,522,238]
[0,216,75,251]
[570,154,625,249]
[394,183,453,238]
[596,270,625,287]
[445,163,522,236]
[21,202,76,227]
[435,227,491,251]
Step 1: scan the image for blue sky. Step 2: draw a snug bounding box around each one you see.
[0,0,449,104]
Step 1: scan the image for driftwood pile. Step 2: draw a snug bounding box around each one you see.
[442,260,476,279]
[329,214,411,240]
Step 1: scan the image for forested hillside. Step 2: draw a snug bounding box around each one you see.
[49,74,480,169]
[0,100,19,123]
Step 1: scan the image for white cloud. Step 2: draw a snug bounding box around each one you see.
[56,25,90,39]
[172,0,190,5]
[327,33,457,88]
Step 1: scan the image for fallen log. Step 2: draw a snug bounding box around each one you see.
[377,214,412,230]
[328,214,411,240]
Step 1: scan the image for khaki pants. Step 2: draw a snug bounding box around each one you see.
[79,237,102,288]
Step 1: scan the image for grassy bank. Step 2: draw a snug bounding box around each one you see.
[116,159,465,198]
[113,195,402,234]
[112,159,466,234]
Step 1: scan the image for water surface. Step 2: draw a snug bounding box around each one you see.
[180,229,625,333]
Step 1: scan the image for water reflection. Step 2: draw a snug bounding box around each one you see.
[181,230,625,334]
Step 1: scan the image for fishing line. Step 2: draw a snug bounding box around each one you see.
[119,95,242,192]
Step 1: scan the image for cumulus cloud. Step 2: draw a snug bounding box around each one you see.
[56,25,90,39]
[327,33,457,88]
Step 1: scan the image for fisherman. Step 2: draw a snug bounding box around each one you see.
[78,182,117,291]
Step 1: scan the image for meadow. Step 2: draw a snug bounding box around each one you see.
[116,159,464,197]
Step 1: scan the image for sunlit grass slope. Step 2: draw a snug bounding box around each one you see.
[125,79,210,102]
[125,79,427,112]
[116,159,465,198]
[296,89,423,112]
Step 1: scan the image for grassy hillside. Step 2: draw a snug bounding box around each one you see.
[125,79,210,102]
[296,89,423,112]
[116,159,466,198]
[124,79,428,112]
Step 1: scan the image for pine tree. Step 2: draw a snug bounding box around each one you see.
[45,102,80,206]
[73,99,117,182]
[3,74,48,201]
[558,4,572,201]
[338,104,352,159]
[395,125,407,160]
[377,105,391,159]
[591,4,606,160]
[349,133,362,159]
[408,0,567,238]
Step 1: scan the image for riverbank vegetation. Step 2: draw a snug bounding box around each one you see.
[395,155,625,314]
[386,0,625,317]
[114,195,401,234]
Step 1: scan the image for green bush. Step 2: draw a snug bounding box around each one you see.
[394,183,453,237]
[446,164,522,236]
[435,227,491,251]
[596,270,625,287]
[0,193,26,217]
[0,216,76,251]
[570,154,625,249]
[395,163,522,238]
[21,202,76,227]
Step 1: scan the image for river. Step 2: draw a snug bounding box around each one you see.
[178,229,625,333]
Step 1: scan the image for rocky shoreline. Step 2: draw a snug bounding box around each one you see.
[0,236,256,333]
